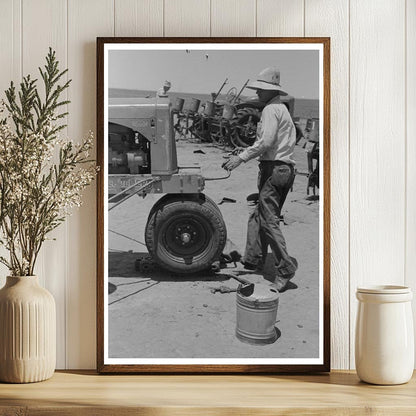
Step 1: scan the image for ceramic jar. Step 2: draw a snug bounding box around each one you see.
[0,276,56,383]
[355,285,414,385]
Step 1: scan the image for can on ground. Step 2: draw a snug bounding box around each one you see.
[236,283,280,345]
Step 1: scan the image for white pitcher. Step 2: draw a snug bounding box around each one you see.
[355,285,414,385]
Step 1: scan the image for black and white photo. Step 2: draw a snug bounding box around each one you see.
[97,38,330,373]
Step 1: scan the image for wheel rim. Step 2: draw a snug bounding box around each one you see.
[225,87,237,102]
[160,214,212,262]
[233,113,259,147]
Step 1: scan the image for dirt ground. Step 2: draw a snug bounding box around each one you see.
[108,139,320,360]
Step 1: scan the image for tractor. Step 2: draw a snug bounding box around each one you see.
[108,95,227,274]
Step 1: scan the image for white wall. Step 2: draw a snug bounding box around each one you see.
[0,0,414,370]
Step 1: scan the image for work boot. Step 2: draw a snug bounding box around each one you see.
[272,274,295,293]
[240,259,264,272]
[272,257,298,293]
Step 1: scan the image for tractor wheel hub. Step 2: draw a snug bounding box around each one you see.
[181,232,192,244]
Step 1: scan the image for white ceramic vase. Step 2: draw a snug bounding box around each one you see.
[355,285,414,385]
[0,276,56,383]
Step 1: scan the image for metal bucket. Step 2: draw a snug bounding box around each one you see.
[222,103,235,120]
[173,97,185,112]
[189,98,201,113]
[236,283,279,345]
[204,101,215,116]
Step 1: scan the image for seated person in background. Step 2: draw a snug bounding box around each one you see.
[157,80,171,98]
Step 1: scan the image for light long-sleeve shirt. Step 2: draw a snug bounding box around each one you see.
[239,97,296,165]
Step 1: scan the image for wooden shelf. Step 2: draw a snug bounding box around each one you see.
[0,370,415,415]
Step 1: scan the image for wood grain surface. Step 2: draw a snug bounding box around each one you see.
[21,0,68,369]
[349,0,406,368]
[67,0,114,370]
[305,0,350,371]
[257,0,304,37]
[406,0,416,366]
[115,0,163,37]
[0,0,21,291]
[211,0,256,37]
[164,0,211,37]
[0,371,415,415]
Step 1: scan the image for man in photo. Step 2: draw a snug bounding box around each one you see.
[222,67,298,292]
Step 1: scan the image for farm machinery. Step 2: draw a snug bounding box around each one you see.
[108,95,227,274]
[172,78,301,148]
[108,81,319,273]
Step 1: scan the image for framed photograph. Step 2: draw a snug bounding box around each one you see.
[97,37,330,373]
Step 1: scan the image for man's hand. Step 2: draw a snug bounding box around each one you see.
[222,156,243,171]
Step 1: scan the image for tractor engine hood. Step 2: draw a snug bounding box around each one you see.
[109,96,169,120]
[108,96,170,138]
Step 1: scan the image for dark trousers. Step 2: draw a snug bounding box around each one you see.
[243,161,297,277]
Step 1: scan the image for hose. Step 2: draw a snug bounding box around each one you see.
[204,170,231,181]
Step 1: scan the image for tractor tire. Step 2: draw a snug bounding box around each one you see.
[145,195,226,274]
[202,194,222,213]
[231,108,261,148]
[146,193,220,226]
[144,194,221,254]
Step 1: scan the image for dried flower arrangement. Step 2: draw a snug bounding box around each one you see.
[0,48,96,276]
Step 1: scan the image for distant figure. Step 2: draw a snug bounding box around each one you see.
[157,80,171,98]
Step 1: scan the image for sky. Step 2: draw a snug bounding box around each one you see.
[109,48,320,99]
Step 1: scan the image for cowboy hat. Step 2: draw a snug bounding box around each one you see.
[246,67,288,95]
